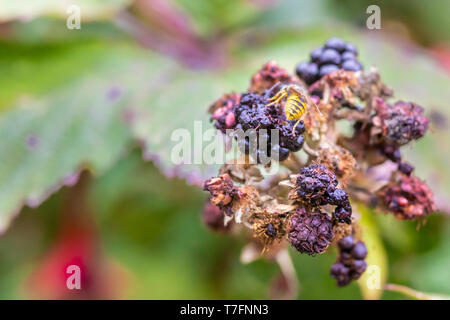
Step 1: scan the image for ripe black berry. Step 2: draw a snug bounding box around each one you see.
[292,164,353,224]
[296,38,364,85]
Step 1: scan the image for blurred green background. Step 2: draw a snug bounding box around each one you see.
[0,0,450,299]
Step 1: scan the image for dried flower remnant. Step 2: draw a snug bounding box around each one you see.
[253,211,288,249]
[202,37,436,289]
[203,173,241,216]
[378,175,435,220]
[288,208,333,255]
[316,145,357,187]
[371,99,429,146]
[250,60,297,94]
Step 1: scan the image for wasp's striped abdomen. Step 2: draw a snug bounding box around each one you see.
[285,93,307,120]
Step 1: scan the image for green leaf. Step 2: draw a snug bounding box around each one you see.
[0,0,130,22]
[0,39,245,232]
[356,203,388,300]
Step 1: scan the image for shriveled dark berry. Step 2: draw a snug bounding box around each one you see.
[334,205,352,224]
[296,164,338,206]
[398,162,414,176]
[327,188,348,205]
[324,37,346,52]
[293,164,353,223]
[319,64,339,77]
[288,208,333,255]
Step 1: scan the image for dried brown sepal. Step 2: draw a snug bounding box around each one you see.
[315,144,357,187]
[356,70,393,102]
[252,211,289,251]
[310,69,360,106]
[203,173,242,215]
[231,184,260,217]
[332,218,362,245]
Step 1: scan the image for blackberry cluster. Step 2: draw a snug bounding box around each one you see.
[288,208,333,255]
[294,164,352,223]
[330,235,368,287]
[379,175,435,220]
[233,92,305,162]
[296,38,363,85]
[202,201,232,233]
[210,93,241,133]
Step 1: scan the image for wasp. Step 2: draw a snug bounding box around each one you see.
[266,84,321,136]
